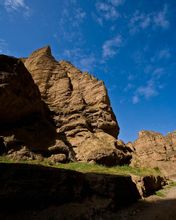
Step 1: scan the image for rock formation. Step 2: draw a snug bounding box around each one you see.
[0,46,132,165]
[130,130,176,176]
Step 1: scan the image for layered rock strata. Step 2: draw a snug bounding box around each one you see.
[0,47,132,165]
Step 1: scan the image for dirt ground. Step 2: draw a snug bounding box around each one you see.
[113,182,176,220]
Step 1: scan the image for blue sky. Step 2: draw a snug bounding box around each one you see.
[0,0,176,142]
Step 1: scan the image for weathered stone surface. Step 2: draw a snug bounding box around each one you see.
[7,146,43,161]
[25,47,119,138]
[131,130,176,176]
[0,46,132,165]
[23,46,127,165]
[48,153,67,164]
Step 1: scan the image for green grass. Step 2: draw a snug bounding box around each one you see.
[54,162,161,177]
[155,180,176,198]
[155,190,166,197]
[0,155,161,177]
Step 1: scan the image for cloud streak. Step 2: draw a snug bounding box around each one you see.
[129,4,170,34]
[95,0,125,24]
[132,67,165,104]
[63,48,97,73]
[102,35,122,59]
[3,0,31,16]
[0,39,9,54]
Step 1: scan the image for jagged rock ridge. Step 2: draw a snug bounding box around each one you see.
[0,46,131,165]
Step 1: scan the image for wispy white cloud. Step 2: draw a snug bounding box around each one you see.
[57,3,86,43]
[132,66,165,104]
[0,39,9,54]
[152,67,165,78]
[129,11,151,34]
[132,95,140,104]
[102,35,122,59]
[153,4,169,29]
[124,83,134,92]
[63,48,97,73]
[3,0,30,16]
[158,49,171,59]
[151,48,171,62]
[132,79,158,104]
[96,2,119,20]
[95,0,125,24]
[109,0,124,7]
[129,4,170,34]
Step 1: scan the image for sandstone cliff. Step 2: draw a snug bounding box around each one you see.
[0,46,131,166]
[130,130,176,176]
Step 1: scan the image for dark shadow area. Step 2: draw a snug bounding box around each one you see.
[0,54,59,153]
[111,197,176,220]
[0,113,57,153]
[0,162,140,219]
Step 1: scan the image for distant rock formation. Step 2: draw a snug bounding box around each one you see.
[0,46,132,166]
[130,130,176,176]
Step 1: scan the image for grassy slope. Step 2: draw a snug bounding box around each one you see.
[0,155,161,177]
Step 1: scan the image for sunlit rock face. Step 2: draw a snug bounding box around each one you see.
[130,130,176,176]
[0,46,133,166]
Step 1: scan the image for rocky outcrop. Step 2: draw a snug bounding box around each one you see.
[130,130,176,176]
[0,46,132,165]
[132,175,167,197]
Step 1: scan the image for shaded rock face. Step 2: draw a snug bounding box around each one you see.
[0,46,131,165]
[0,55,58,154]
[130,130,176,176]
[0,55,42,124]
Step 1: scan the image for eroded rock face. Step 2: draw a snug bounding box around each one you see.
[130,130,176,176]
[23,46,128,165]
[25,47,119,137]
[0,46,131,166]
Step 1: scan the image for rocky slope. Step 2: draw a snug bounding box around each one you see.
[0,46,131,165]
[130,130,176,176]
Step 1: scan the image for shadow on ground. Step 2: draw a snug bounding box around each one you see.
[0,162,141,220]
[1,163,175,220]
